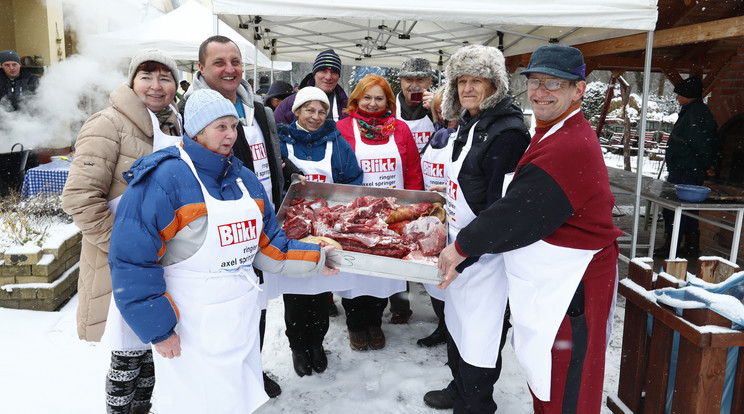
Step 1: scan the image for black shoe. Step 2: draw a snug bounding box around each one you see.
[291,349,313,377]
[263,372,281,398]
[417,325,447,347]
[310,346,328,373]
[424,389,454,410]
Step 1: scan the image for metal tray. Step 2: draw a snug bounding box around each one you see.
[276,179,445,284]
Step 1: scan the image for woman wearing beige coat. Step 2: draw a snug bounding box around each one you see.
[62,49,182,414]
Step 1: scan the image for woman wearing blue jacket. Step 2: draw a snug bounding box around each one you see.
[274,86,363,377]
[109,89,336,414]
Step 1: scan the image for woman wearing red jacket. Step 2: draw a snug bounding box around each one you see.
[334,74,424,351]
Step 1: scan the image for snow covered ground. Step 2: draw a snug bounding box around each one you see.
[0,282,624,413]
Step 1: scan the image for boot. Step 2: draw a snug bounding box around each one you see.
[130,403,152,414]
[366,326,386,350]
[349,330,368,351]
[291,349,312,377]
[417,323,447,347]
[681,231,700,258]
[263,372,282,398]
[423,389,454,410]
[310,346,328,373]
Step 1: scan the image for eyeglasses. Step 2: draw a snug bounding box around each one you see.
[525,78,569,91]
[302,107,328,118]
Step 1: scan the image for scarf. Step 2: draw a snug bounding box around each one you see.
[155,107,179,136]
[535,101,582,129]
[351,108,396,141]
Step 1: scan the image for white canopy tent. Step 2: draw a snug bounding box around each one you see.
[212,0,659,259]
[86,0,291,72]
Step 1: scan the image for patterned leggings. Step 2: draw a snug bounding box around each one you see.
[105,349,155,414]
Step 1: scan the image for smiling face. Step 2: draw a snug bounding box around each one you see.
[457,75,496,116]
[198,41,243,103]
[527,73,586,122]
[357,85,387,113]
[132,68,177,112]
[295,100,328,132]
[314,69,340,94]
[194,116,239,156]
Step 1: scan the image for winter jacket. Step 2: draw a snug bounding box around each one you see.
[277,119,364,187]
[61,83,182,342]
[180,72,287,209]
[456,109,623,258]
[450,96,530,216]
[336,111,425,191]
[108,136,326,345]
[273,78,349,125]
[0,68,39,111]
[666,99,719,175]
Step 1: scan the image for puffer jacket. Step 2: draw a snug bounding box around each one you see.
[61,83,182,342]
[277,119,364,187]
[109,136,325,344]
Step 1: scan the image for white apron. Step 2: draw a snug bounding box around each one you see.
[335,121,406,299]
[262,142,355,297]
[396,96,435,153]
[153,146,268,414]
[240,103,273,206]
[502,109,598,401]
[102,104,183,351]
[442,122,509,368]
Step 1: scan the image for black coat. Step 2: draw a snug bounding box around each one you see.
[0,68,39,111]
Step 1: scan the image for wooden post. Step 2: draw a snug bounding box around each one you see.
[663,258,688,281]
[618,259,654,412]
[696,257,740,283]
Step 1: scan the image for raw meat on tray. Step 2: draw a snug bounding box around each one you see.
[283,195,446,262]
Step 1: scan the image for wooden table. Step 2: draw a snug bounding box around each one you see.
[607,166,744,262]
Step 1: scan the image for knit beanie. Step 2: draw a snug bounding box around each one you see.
[399,57,433,78]
[674,76,703,99]
[441,45,509,121]
[0,50,20,65]
[312,49,342,75]
[184,89,239,138]
[292,86,330,112]
[128,48,180,86]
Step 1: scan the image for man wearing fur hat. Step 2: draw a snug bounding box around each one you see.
[178,34,292,399]
[273,49,349,124]
[0,49,39,111]
[435,44,622,413]
[396,57,436,154]
[654,76,719,258]
[422,44,530,413]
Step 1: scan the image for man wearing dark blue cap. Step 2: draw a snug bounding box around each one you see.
[273,49,348,125]
[436,44,622,413]
[654,76,719,258]
[0,49,39,111]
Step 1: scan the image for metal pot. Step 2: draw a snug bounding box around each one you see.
[0,143,31,196]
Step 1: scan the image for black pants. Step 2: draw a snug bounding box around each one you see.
[662,172,705,234]
[341,295,387,331]
[105,350,155,414]
[283,292,331,350]
[446,307,511,414]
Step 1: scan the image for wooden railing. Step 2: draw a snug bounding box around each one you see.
[607,257,744,413]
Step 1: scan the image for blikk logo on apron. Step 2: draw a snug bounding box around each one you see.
[423,161,445,180]
[306,174,327,182]
[413,131,432,148]
[359,157,398,188]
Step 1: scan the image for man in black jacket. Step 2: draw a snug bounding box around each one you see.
[1,50,39,111]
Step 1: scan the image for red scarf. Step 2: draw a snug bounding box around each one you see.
[351,109,396,141]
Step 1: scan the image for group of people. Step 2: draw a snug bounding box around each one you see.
[61,33,628,414]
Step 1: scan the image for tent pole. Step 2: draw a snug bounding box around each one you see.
[630,30,654,259]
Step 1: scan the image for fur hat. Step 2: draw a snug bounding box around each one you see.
[0,50,20,65]
[399,58,433,78]
[674,76,703,99]
[312,49,342,75]
[184,89,239,138]
[128,48,179,86]
[520,44,586,81]
[441,45,509,121]
[292,86,330,113]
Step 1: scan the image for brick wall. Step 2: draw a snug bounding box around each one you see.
[698,45,744,267]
